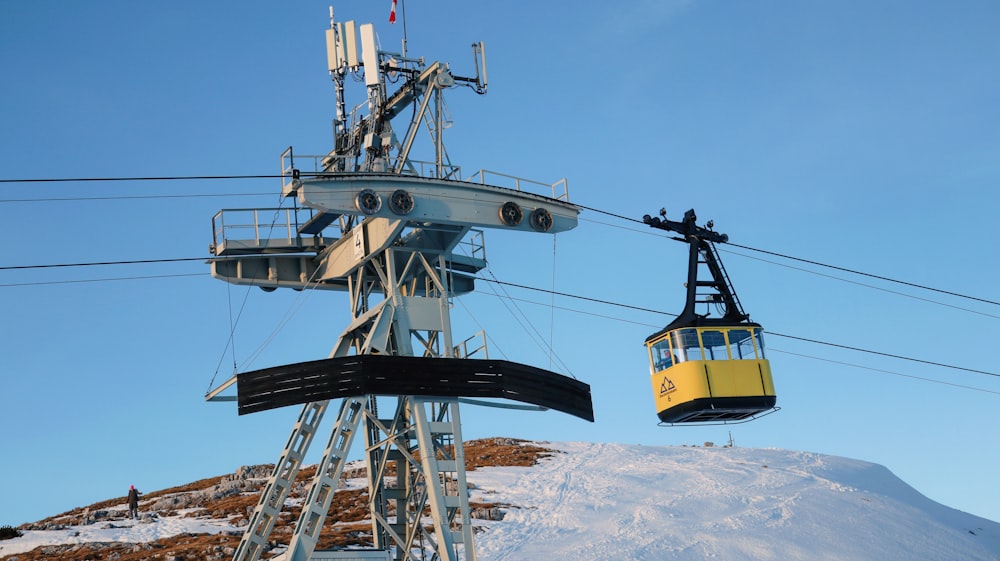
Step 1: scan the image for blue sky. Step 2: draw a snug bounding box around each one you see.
[2,0,999,528]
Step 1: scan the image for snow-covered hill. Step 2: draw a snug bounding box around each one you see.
[2,440,997,560]
[470,442,1000,560]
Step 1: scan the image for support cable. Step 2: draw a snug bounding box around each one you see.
[207,193,299,386]
[475,289,1000,396]
[722,247,1000,320]
[770,350,1000,396]
[572,202,1000,308]
[236,264,324,372]
[1,175,996,380]
[726,240,1000,308]
[0,273,205,287]
[475,278,1000,380]
[0,257,206,270]
[1,192,272,203]
[549,234,558,370]
[205,271,241,395]
[3,253,997,385]
[0,174,285,184]
[0,171,994,303]
[8,260,993,382]
[1,174,995,307]
[477,265,575,378]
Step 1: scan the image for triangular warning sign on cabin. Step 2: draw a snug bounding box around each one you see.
[659,376,676,397]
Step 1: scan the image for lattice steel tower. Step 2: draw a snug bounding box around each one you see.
[205,9,592,561]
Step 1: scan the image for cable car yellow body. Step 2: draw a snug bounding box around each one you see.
[646,326,776,424]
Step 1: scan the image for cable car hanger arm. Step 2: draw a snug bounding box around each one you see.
[643,208,748,327]
[642,208,729,244]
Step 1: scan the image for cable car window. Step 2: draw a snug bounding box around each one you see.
[754,328,767,359]
[701,330,729,360]
[671,329,702,362]
[651,338,674,370]
[729,329,756,359]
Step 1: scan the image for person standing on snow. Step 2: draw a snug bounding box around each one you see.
[127,485,142,520]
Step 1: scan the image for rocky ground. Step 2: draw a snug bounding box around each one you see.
[0,438,551,561]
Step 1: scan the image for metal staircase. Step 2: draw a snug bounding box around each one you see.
[284,398,367,561]
[233,401,331,561]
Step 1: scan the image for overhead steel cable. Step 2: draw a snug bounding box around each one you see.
[471,288,1000,396]
[580,213,1000,317]
[0,174,285,184]
[2,173,997,307]
[0,273,206,287]
[3,210,997,315]
[481,278,670,316]
[476,277,1000,380]
[0,176,996,376]
[0,257,207,270]
[722,247,1000,320]
[771,350,1000,396]
[1,192,273,203]
[2,252,997,381]
[765,331,1000,378]
[572,202,1000,308]
[0,171,351,185]
[725,240,1000,308]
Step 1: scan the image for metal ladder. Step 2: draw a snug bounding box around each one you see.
[232,401,331,561]
[410,398,476,561]
[283,398,368,561]
[698,240,748,322]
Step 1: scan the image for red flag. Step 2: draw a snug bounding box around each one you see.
[389,0,397,23]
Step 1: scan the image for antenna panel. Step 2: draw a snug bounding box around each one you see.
[359,23,380,86]
[343,21,358,67]
[479,42,488,88]
[325,28,339,71]
[328,21,359,70]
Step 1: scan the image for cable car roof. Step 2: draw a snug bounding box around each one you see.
[644,318,763,345]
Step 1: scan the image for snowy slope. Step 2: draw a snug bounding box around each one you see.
[2,442,998,560]
[0,514,241,558]
[468,442,1000,561]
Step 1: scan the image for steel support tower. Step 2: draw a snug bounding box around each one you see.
[204,10,586,561]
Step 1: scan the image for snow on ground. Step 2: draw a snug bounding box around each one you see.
[0,469,369,558]
[0,510,241,557]
[3,442,998,560]
[468,442,1000,561]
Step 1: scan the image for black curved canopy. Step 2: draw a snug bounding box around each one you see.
[236,354,594,422]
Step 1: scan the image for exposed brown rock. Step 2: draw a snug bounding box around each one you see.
[1,438,550,561]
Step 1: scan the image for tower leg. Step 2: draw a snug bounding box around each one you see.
[284,397,367,561]
[232,401,329,561]
[357,396,475,561]
[411,398,477,561]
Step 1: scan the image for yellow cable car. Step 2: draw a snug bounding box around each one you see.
[643,209,777,424]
